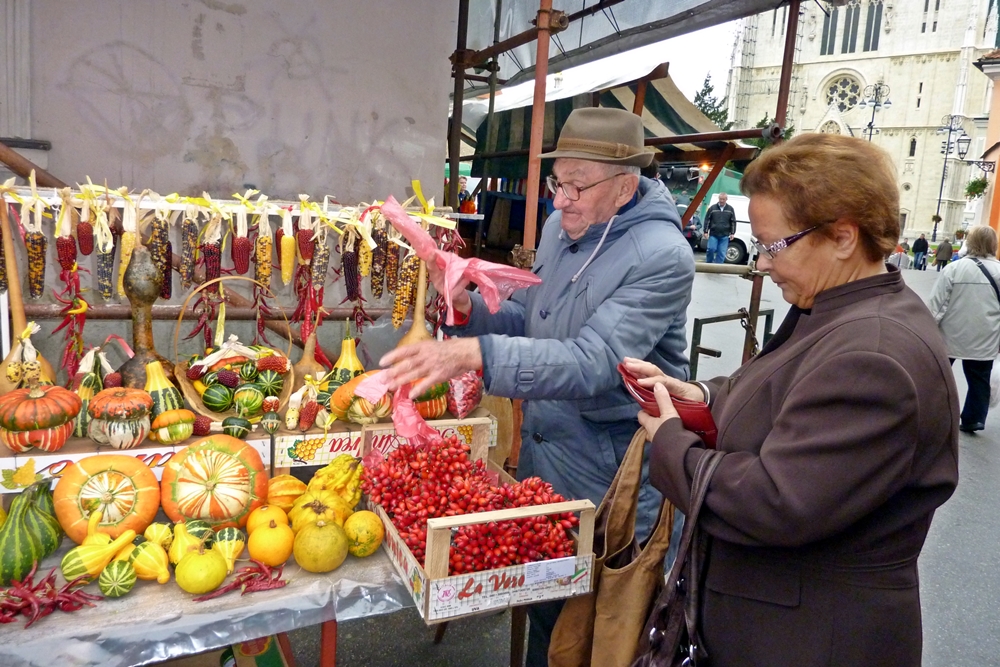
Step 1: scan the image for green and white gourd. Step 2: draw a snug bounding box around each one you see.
[0,481,64,585]
[202,385,233,413]
[99,560,137,597]
[256,370,283,398]
[233,384,264,417]
[88,416,151,450]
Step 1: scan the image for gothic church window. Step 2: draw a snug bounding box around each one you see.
[821,120,842,134]
[864,1,883,51]
[909,138,917,157]
[821,7,839,55]
[826,75,862,112]
[842,2,861,54]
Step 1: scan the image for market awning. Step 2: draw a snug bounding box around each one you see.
[464,0,789,92]
[470,71,730,179]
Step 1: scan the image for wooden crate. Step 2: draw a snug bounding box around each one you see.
[368,451,596,624]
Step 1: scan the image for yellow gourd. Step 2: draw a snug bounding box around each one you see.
[61,530,136,581]
[168,522,202,565]
[114,542,137,562]
[81,510,113,546]
[212,527,246,574]
[130,541,171,584]
[144,522,174,550]
[329,323,365,388]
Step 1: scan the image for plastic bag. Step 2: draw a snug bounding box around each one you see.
[380,196,542,325]
[448,371,483,419]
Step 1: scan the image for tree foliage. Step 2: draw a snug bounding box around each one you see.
[743,113,796,150]
[693,74,733,130]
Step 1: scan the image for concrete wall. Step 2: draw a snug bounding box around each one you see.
[3,0,456,382]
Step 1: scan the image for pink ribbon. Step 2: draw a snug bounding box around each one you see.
[380,196,542,325]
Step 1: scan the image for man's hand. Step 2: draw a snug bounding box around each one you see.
[638,384,680,441]
[424,256,473,316]
[729,234,735,241]
[380,338,483,397]
[702,232,709,239]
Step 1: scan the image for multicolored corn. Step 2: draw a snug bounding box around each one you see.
[370,226,387,299]
[392,253,420,328]
[342,234,361,302]
[385,242,400,295]
[180,211,199,289]
[24,232,47,299]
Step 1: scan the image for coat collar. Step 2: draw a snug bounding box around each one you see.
[810,264,903,315]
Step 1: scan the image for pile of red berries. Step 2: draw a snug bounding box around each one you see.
[361,435,578,575]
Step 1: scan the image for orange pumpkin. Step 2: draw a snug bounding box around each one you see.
[160,435,268,529]
[0,385,82,453]
[415,395,448,419]
[330,371,392,423]
[53,454,161,544]
[88,388,153,420]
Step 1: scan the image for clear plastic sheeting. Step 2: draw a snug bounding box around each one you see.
[464,0,785,89]
[0,545,413,667]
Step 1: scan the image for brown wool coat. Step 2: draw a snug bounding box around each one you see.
[651,267,959,667]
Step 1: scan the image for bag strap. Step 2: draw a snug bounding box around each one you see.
[971,257,1000,306]
[681,450,724,664]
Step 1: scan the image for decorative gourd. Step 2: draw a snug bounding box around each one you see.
[72,356,104,438]
[81,510,112,546]
[330,324,365,388]
[61,529,136,581]
[168,522,202,565]
[183,519,216,545]
[222,416,252,439]
[267,474,308,513]
[330,371,392,424]
[288,489,353,533]
[144,360,185,419]
[87,387,153,450]
[175,542,229,594]
[129,540,171,583]
[233,384,265,417]
[414,382,448,420]
[160,435,268,528]
[0,384,82,453]
[213,527,246,574]
[256,370,284,398]
[99,560,137,597]
[148,408,196,445]
[143,522,174,550]
[239,363,259,384]
[53,454,160,544]
[0,480,64,584]
[117,244,174,388]
[202,384,233,412]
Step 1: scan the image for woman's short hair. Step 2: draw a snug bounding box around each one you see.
[964,225,998,258]
[740,133,899,262]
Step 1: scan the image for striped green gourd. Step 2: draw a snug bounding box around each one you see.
[61,530,136,582]
[202,384,233,412]
[73,371,103,438]
[202,371,219,387]
[256,370,283,398]
[144,361,184,419]
[183,520,216,546]
[0,481,63,585]
[238,363,259,383]
[233,384,264,417]
[98,559,137,597]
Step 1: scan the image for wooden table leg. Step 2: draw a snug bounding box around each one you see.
[433,621,449,645]
[320,619,338,667]
[276,633,296,667]
[510,606,527,667]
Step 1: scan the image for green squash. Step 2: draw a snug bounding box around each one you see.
[256,370,283,398]
[202,384,233,413]
[222,416,252,439]
[0,481,64,585]
[233,384,265,418]
[99,560,137,598]
[239,363,259,383]
[183,520,216,546]
[202,371,219,387]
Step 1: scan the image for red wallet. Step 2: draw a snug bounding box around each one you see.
[617,363,718,448]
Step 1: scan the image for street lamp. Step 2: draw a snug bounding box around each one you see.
[858,82,891,142]
[934,114,966,241]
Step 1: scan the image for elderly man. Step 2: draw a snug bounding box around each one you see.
[703,192,737,263]
[380,107,695,664]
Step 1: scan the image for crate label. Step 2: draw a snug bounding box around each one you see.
[524,556,576,585]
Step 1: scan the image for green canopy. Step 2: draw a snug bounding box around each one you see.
[446,162,472,178]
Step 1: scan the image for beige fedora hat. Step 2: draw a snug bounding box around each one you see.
[539,107,655,167]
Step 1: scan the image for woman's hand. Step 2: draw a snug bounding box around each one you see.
[622,357,704,402]
[638,383,680,441]
[379,338,482,397]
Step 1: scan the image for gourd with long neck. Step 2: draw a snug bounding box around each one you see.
[118,244,173,388]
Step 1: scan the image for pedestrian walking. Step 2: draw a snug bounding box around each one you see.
[912,234,929,270]
[935,237,954,271]
[929,225,1000,433]
[702,193,736,264]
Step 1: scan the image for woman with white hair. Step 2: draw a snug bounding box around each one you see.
[930,225,1000,432]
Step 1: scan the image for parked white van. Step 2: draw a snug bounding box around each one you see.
[698,193,755,264]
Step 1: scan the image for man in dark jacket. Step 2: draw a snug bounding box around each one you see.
[702,192,737,263]
[912,233,929,270]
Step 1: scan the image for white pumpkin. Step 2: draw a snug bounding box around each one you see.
[88,416,151,450]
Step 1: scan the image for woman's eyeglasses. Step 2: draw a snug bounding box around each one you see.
[545,173,623,201]
[751,224,826,259]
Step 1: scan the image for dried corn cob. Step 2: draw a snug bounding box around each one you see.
[202,242,221,294]
[342,232,361,302]
[280,208,296,286]
[116,200,138,297]
[55,195,77,272]
[297,195,314,262]
[149,212,171,298]
[94,204,116,300]
[392,253,420,328]
[370,225,387,299]
[56,236,76,272]
[0,210,7,294]
[231,206,251,275]
[77,199,94,256]
[311,227,331,288]
[358,235,372,277]
[181,207,199,288]
[160,240,173,300]
[254,231,272,287]
[385,241,400,294]
[24,232,47,299]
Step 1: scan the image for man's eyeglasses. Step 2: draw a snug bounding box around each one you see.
[546,173,623,201]
[751,224,826,259]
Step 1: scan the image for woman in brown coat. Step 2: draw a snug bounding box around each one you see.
[625,134,959,666]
